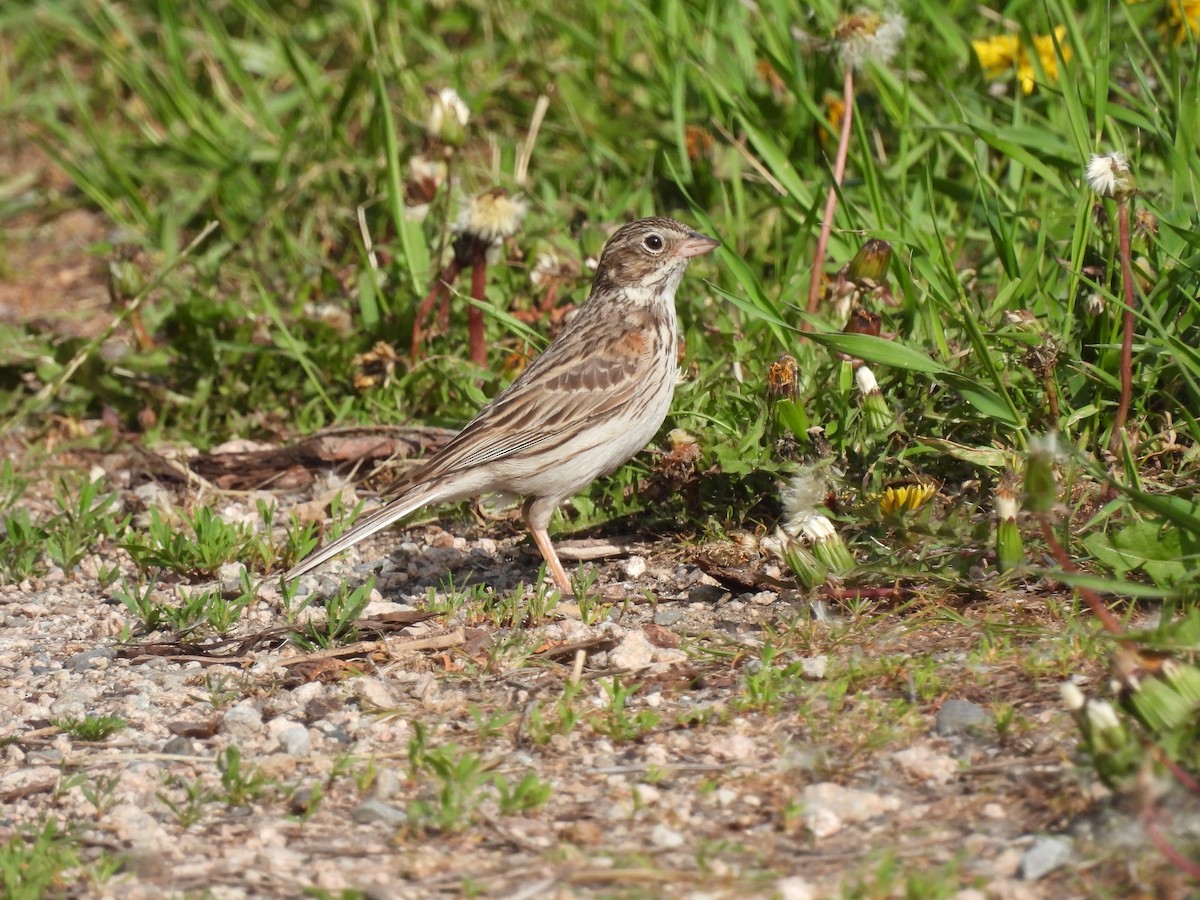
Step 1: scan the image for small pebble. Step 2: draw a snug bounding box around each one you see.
[351,799,408,827]
[1019,835,1074,880]
[935,699,991,736]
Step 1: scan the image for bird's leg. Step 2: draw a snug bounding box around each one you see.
[529,526,574,597]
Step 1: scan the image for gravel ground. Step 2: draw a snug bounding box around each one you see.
[2,450,1191,899]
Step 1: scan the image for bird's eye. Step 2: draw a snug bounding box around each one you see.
[643,233,664,252]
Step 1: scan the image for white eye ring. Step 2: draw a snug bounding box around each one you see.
[643,233,664,252]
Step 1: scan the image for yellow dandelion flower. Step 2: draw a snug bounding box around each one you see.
[1168,0,1200,43]
[876,482,937,517]
[972,26,1070,95]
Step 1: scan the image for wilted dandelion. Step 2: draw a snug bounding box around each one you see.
[772,469,855,580]
[972,26,1070,95]
[821,94,846,147]
[412,188,528,365]
[1023,433,1059,515]
[352,341,401,391]
[1133,208,1159,239]
[807,11,905,318]
[828,238,893,323]
[403,154,448,222]
[766,355,799,400]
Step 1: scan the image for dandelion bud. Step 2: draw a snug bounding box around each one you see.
[426,87,469,146]
[994,470,1023,572]
[1023,434,1058,515]
[854,365,891,436]
[792,511,855,574]
[107,244,146,303]
[847,238,892,284]
[1133,208,1158,238]
[1059,682,1085,712]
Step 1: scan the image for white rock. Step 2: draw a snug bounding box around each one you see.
[220,701,264,739]
[892,742,960,784]
[801,782,900,838]
[266,718,311,756]
[800,656,828,679]
[621,556,647,579]
[608,630,656,670]
[650,823,685,848]
[775,876,816,900]
[352,677,398,710]
[710,733,757,762]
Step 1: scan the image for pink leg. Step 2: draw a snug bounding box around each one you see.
[530,526,573,596]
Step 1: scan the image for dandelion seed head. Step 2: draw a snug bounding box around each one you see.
[835,8,906,71]
[780,468,830,528]
[1086,152,1135,199]
[455,189,528,244]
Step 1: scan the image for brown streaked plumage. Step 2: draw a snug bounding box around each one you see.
[285,216,720,593]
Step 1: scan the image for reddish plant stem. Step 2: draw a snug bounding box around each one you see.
[806,65,856,319]
[410,259,460,359]
[1039,518,1125,636]
[1140,803,1200,879]
[1108,198,1136,455]
[1156,748,1200,796]
[468,243,488,366]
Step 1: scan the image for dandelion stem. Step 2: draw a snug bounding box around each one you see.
[468,243,489,366]
[1038,518,1124,636]
[1109,199,1136,454]
[807,66,856,318]
[410,259,460,360]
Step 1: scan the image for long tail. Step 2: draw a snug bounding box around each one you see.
[283,481,447,581]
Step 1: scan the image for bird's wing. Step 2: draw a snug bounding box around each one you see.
[404,304,666,484]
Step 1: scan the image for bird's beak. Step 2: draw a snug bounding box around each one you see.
[677,231,721,258]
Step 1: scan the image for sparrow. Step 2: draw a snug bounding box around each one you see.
[285,216,720,594]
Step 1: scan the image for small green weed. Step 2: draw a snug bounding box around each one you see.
[122,506,257,579]
[157,775,218,829]
[44,478,126,573]
[52,714,127,742]
[289,578,373,649]
[521,679,584,744]
[0,820,82,900]
[216,746,270,807]
[590,677,661,742]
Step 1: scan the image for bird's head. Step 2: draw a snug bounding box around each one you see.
[592,217,720,298]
